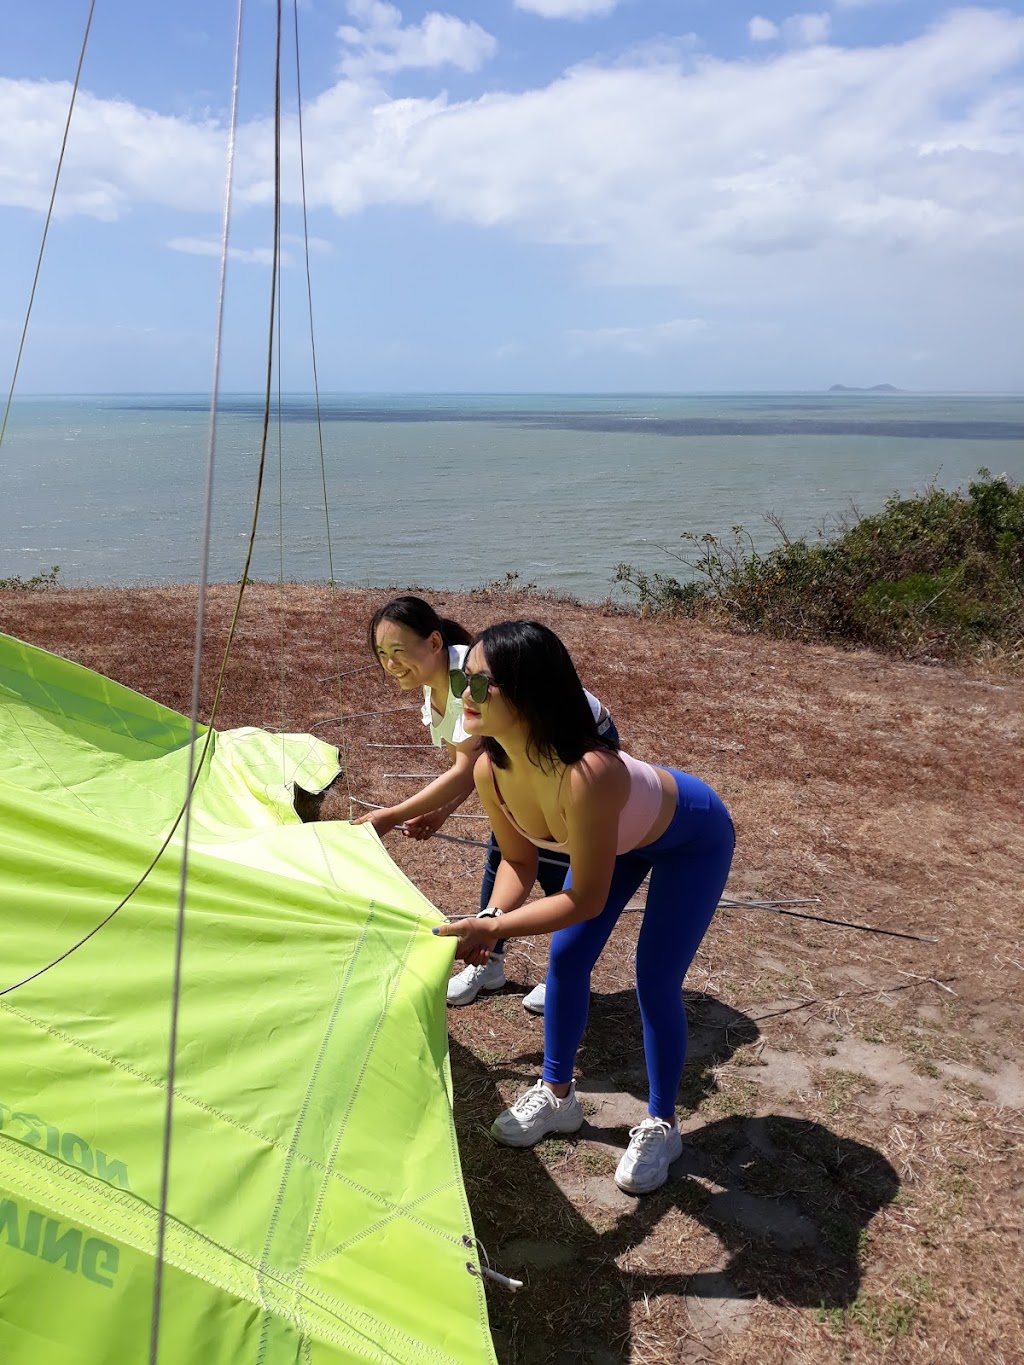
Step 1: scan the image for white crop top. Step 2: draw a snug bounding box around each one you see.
[421,645,471,747]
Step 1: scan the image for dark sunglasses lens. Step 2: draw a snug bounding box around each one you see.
[450,668,491,703]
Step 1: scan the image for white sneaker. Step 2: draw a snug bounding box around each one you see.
[522,981,546,1015]
[614,1118,683,1195]
[446,956,506,1006]
[490,1080,584,1148]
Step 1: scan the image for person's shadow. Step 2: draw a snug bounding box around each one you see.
[448,987,899,1363]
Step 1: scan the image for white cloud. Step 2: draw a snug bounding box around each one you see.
[514,0,620,18]
[165,232,331,265]
[166,237,281,265]
[833,0,903,9]
[282,232,333,255]
[566,318,708,353]
[2,7,1023,302]
[782,12,832,46]
[338,0,496,76]
[0,79,225,220]
[493,341,525,359]
[749,17,780,42]
[293,7,1024,271]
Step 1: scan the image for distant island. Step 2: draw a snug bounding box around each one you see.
[828,383,902,393]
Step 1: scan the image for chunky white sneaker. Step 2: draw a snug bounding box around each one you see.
[446,956,506,1006]
[614,1118,683,1194]
[490,1080,584,1148]
[522,981,546,1015]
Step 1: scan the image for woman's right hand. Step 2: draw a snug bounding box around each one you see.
[432,916,499,963]
[402,811,447,840]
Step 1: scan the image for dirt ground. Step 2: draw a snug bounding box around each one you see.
[3,583,1023,1364]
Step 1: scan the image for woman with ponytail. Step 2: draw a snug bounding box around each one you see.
[355,595,477,842]
[358,596,617,1008]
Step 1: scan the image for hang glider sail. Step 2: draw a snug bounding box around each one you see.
[0,632,496,1364]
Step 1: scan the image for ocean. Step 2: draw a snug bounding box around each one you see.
[2,392,1022,602]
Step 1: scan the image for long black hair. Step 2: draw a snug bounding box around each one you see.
[367,595,472,665]
[475,620,618,771]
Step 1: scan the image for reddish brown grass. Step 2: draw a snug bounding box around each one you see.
[3,583,1023,1364]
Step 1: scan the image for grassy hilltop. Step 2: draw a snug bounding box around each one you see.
[3,578,1022,1364]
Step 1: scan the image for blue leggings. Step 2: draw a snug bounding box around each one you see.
[543,769,734,1120]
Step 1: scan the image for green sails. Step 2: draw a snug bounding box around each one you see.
[0,632,495,1364]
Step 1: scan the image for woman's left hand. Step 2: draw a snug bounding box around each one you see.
[433,917,499,964]
[352,808,398,837]
[403,810,447,840]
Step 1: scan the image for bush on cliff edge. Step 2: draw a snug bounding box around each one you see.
[614,470,1024,670]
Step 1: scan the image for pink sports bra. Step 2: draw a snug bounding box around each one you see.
[492,751,666,856]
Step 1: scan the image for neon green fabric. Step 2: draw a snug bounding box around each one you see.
[0,632,496,1365]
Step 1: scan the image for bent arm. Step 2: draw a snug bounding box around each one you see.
[353,738,480,834]
[440,754,626,957]
[476,759,541,911]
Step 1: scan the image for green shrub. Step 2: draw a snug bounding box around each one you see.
[613,471,1024,669]
[0,565,61,591]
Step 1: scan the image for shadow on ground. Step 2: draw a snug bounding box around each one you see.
[449,988,900,1365]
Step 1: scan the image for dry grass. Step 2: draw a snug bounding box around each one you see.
[3,582,1023,1364]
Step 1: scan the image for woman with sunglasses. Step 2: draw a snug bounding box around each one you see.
[433,620,734,1195]
[357,597,617,1006]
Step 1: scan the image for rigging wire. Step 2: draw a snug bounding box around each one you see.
[344,798,936,942]
[291,0,355,819]
[317,664,376,683]
[0,0,97,453]
[1,1,283,1001]
[276,220,288,782]
[0,0,210,1001]
[148,1,248,1360]
[344,816,936,942]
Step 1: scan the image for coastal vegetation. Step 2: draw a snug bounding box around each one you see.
[7,475,1024,674]
[0,565,61,591]
[614,470,1024,671]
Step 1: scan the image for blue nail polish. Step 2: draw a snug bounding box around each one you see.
[431,927,439,934]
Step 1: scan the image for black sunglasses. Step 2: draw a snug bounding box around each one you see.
[449,667,496,704]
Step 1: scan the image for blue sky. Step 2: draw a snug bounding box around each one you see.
[1,0,1022,393]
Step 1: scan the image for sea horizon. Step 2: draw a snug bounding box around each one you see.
[3,390,1023,601]
[12,386,1024,399]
